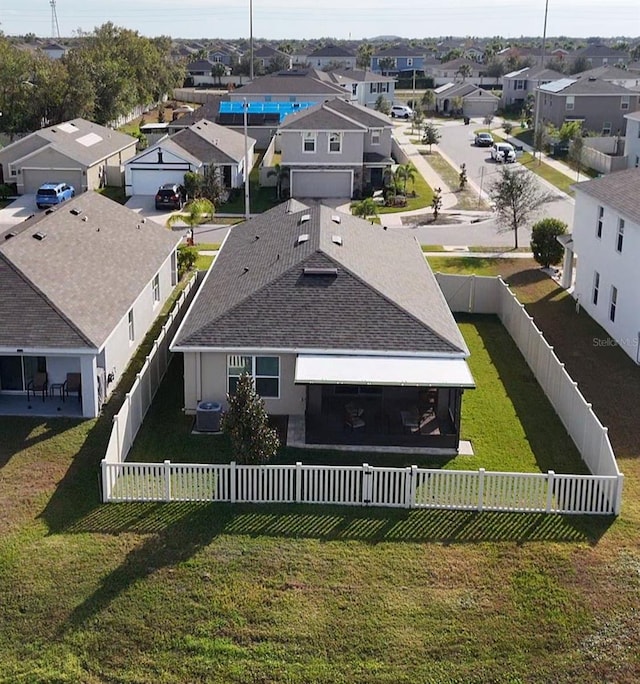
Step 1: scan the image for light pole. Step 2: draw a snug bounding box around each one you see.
[243,98,251,221]
[533,0,549,163]
[249,0,254,81]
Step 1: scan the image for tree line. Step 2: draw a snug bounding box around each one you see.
[0,24,185,138]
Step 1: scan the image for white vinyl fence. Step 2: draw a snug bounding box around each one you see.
[103,274,200,465]
[101,461,620,515]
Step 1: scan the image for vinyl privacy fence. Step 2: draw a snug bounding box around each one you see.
[101,461,620,514]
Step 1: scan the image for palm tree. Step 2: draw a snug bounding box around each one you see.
[456,63,473,82]
[357,43,374,72]
[166,198,215,230]
[266,164,289,200]
[397,162,417,195]
[351,197,378,220]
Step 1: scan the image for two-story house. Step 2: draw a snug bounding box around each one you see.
[327,69,396,109]
[228,69,349,104]
[306,44,356,71]
[428,58,489,87]
[623,111,640,168]
[573,65,640,91]
[501,66,565,108]
[253,45,293,71]
[277,99,393,199]
[565,168,640,364]
[371,44,425,76]
[574,44,628,69]
[537,77,640,135]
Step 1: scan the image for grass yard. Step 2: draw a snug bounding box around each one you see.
[2,262,640,682]
[217,153,278,215]
[420,150,491,210]
[377,167,433,214]
[97,185,127,205]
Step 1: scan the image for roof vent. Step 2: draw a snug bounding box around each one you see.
[33,232,47,241]
[332,234,343,245]
[299,214,311,224]
[303,267,338,276]
[297,233,310,245]
[588,77,597,81]
[331,215,341,224]
[70,208,82,216]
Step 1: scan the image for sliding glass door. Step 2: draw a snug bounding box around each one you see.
[0,356,46,391]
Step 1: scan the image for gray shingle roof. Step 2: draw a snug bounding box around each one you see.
[573,168,640,225]
[0,192,180,349]
[233,70,348,96]
[330,68,395,84]
[279,99,391,132]
[173,202,467,356]
[171,120,255,164]
[541,77,636,96]
[374,44,425,58]
[307,44,355,59]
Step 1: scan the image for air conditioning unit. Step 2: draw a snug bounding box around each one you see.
[196,401,222,432]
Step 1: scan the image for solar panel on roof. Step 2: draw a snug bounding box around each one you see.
[540,78,577,93]
[219,101,315,123]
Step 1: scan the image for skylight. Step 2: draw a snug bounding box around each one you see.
[76,133,103,147]
[57,122,79,133]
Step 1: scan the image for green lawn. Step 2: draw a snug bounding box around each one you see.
[377,168,433,214]
[217,153,279,214]
[420,151,491,210]
[97,185,127,205]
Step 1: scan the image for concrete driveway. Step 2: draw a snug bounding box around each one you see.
[125,194,177,227]
[0,195,39,229]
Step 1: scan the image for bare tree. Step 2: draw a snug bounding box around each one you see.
[489,166,553,249]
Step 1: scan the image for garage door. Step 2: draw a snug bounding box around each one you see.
[130,168,190,196]
[22,168,84,195]
[291,170,352,199]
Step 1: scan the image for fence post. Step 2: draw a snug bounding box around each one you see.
[362,463,372,506]
[546,470,555,513]
[468,274,475,312]
[296,462,302,504]
[230,461,236,503]
[477,468,485,512]
[101,460,109,502]
[113,414,121,462]
[164,460,172,502]
[406,465,418,508]
[614,473,624,515]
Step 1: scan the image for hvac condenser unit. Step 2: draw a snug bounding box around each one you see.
[195,401,222,432]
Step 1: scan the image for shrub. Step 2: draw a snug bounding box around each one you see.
[530,218,567,268]
[177,244,198,277]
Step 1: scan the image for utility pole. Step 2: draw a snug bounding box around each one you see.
[533,0,549,163]
[243,98,251,221]
[249,0,254,81]
[50,0,61,39]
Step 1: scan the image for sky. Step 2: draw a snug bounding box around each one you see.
[2,0,639,40]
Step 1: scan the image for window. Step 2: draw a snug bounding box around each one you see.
[602,121,612,135]
[621,96,630,110]
[592,271,600,305]
[565,96,575,111]
[609,286,617,322]
[302,132,316,153]
[596,205,604,238]
[152,274,160,304]
[371,129,381,145]
[616,218,625,253]
[328,132,342,153]
[128,309,135,342]
[515,79,525,90]
[227,355,280,398]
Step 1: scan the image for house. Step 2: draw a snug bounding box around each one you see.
[562,168,640,365]
[574,44,628,69]
[433,83,500,118]
[306,44,357,70]
[371,44,426,76]
[428,58,488,87]
[537,77,640,135]
[463,45,486,63]
[327,69,396,108]
[501,66,566,108]
[0,118,137,193]
[277,99,394,198]
[124,120,256,196]
[623,111,640,168]
[185,59,218,87]
[573,65,640,91]
[0,192,180,417]
[253,45,293,71]
[40,41,68,60]
[170,201,474,451]
[228,69,350,104]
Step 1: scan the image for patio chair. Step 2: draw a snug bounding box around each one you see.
[27,371,48,402]
[344,409,365,431]
[64,373,82,402]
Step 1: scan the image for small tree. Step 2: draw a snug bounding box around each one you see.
[483,114,494,130]
[569,135,584,179]
[166,198,215,229]
[374,95,391,115]
[222,373,280,464]
[459,163,468,191]
[352,197,378,220]
[422,122,441,153]
[530,218,567,268]
[266,163,289,200]
[421,89,435,113]
[490,166,553,249]
[502,122,513,136]
[450,96,464,116]
[183,171,203,200]
[431,187,442,220]
[177,244,198,278]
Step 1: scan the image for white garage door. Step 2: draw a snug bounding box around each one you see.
[291,170,352,199]
[22,168,84,195]
[131,168,190,196]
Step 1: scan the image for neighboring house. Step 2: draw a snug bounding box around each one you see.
[0,192,180,417]
[166,97,227,133]
[0,118,137,193]
[428,58,488,87]
[207,48,236,67]
[371,44,426,75]
[40,41,68,60]
[573,65,640,91]
[185,59,218,87]
[623,111,640,168]
[564,168,640,365]
[253,45,293,71]
[277,99,393,198]
[170,201,474,451]
[328,69,396,108]
[228,69,350,104]
[125,119,255,195]
[501,66,566,107]
[434,83,500,117]
[306,44,357,70]
[574,44,628,68]
[463,45,485,63]
[537,77,640,135]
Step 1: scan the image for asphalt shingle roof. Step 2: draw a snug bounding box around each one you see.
[173,202,467,355]
[279,99,391,131]
[171,120,256,164]
[233,70,346,96]
[0,192,180,349]
[573,168,640,225]
[541,77,636,96]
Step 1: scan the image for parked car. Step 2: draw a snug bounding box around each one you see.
[491,142,517,163]
[155,183,185,210]
[474,132,493,147]
[36,182,75,209]
[390,104,414,119]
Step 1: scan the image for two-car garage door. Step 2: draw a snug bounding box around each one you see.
[290,170,352,199]
[22,168,84,195]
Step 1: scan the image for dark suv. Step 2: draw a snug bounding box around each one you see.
[155,183,185,210]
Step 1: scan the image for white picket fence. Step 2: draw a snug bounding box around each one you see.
[101,461,620,515]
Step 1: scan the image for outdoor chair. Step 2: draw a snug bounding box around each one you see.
[64,373,82,402]
[344,411,366,431]
[27,371,48,402]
